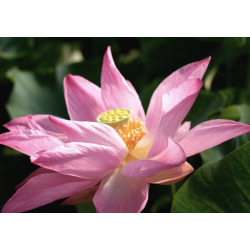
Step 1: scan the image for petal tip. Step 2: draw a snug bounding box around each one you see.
[65,73,73,79]
[48,115,62,125]
[205,56,211,62]
[201,56,211,69]
[106,45,111,53]
[3,123,9,130]
[30,151,45,163]
[48,115,55,122]
[199,56,211,65]
[63,74,75,87]
[103,46,114,65]
[30,156,37,164]
[188,78,203,92]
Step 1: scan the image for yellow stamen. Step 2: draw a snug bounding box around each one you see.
[116,117,147,151]
[97,109,147,151]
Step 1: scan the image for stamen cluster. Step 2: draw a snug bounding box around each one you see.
[116,117,147,150]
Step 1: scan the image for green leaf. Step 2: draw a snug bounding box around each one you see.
[0,37,34,60]
[208,105,241,121]
[218,87,250,106]
[5,68,68,119]
[200,140,237,165]
[237,104,250,145]
[76,202,96,213]
[171,141,250,212]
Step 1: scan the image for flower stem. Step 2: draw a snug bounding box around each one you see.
[171,183,176,198]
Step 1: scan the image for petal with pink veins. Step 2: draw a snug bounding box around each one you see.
[27,115,46,131]
[4,115,70,143]
[42,132,70,143]
[146,79,202,152]
[16,167,55,190]
[49,116,128,159]
[122,160,176,179]
[174,121,191,142]
[126,80,145,121]
[31,142,123,179]
[93,166,148,213]
[101,46,145,120]
[64,74,106,122]
[4,114,63,133]
[146,57,210,141]
[27,115,70,143]
[146,161,194,185]
[179,119,250,157]
[62,185,99,206]
[2,173,99,213]
[122,138,185,178]
[0,130,63,156]
[147,136,185,161]
[162,78,203,116]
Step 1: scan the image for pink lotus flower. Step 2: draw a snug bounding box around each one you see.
[1,46,250,213]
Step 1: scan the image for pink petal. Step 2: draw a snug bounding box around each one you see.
[31,142,123,179]
[64,74,106,122]
[0,130,63,156]
[101,46,145,120]
[126,80,145,121]
[146,161,194,185]
[27,115,45,131]
[147,135,185,161]
[49,115,128,160]
[16,167,55,190]
[62,185,99,206]
[121,160,175,179]
[179,119,250,157]
[2,173,99,213]
[4,115,63,133]
[126,80,137,95]
[147,79,202,152]
[93,166,148,213]
[146,57,210,141]
[4,115,70,143]
[122,138,185,178]
[174,121,191,142]
[42,132,70,143]
[128,140,152,160]
[27,116,70,143]
[162,79,202,115]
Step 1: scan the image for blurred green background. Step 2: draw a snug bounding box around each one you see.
[1,37,250,213]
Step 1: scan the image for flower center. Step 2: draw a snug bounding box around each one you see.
[97,109,147,150]
[116,117,147,150]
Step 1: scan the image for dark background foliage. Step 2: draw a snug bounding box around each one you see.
[0,37,250,213]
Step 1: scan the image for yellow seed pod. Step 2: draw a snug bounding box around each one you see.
[96,109,132,129]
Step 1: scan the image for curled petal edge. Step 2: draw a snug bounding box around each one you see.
[146,161,194,185]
